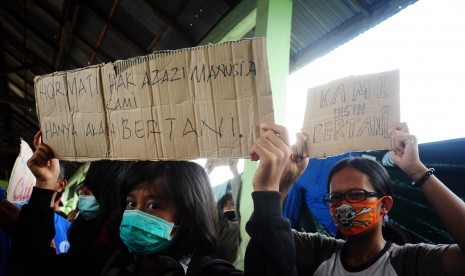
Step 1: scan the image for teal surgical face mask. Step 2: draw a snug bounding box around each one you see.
[77,195,100,220]
[119,209,175,255]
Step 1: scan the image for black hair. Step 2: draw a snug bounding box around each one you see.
[217,192,233,210]
[68,160,134,254]
[327,157,408,245]
[115,161,218,259]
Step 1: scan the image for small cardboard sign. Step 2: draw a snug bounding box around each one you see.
[302,69,400,158]
[7,139,36,204]
[34,38,274,161]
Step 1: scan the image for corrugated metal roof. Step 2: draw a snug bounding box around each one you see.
[0,0,416,179]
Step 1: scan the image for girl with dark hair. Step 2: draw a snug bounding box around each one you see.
[10,128,297,276]
[100,160,241,274]
[276,122,465,275]
[66,160,134,266]
[98,123,298,275]
[328,157,407,245]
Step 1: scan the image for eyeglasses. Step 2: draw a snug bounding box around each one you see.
[322,189,381,206]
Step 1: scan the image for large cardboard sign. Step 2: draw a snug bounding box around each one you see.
[302,70,400,158]
[7,139,36,204]
[34,38,274,161]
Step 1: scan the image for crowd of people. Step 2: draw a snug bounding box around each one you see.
[1,121,464,275]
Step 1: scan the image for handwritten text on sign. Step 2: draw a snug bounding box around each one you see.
[302,69,400,158]
[34,38,274,161]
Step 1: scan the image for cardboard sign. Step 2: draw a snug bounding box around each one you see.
[34,38,274,161]
[302,69,400,158]
[7,139,36,204]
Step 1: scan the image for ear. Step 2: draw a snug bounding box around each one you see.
[56,179,68,192]
[380,196,393,214]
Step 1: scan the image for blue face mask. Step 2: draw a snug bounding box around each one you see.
[119,209,175,255]
[77,195,100,220]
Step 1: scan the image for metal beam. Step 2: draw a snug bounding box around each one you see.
[199,0,257,46]
[0,64,37,75]
[0,28,16,152]
[8,78,34,101]
[70,33,112,64]
[0,93,35,109]
[146,0,188,51]
[88,0,121,64]
[1,28,53,73]
[54,2,81,70]
[146,24,168,51]
[143,0,195,46]
[86,1,147,64]
[10,106,39,130]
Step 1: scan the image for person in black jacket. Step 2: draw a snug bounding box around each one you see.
[7,131,134,276]
[9,125,297,276]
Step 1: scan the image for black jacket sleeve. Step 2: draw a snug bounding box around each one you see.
[245,191,297,276]
[8,187,60,275]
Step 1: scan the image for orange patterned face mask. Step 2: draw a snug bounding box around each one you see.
[329,197,385,237]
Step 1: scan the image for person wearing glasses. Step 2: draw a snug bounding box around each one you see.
[274,122,465,276]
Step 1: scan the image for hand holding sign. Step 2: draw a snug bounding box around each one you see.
[249,123,291,192]
[27,131,60,190]
[278,131,310,202]
[34,38,274,162]
[302,69,401,158]
[388,122,427,179]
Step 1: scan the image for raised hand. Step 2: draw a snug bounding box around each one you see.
[27,131,60,190]
[279,132,309,201]
[249,123,291,192]
[388,122,427,179]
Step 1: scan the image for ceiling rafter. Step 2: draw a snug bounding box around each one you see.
[0,64,37,76]
[0,93,35,109]
[146,23,168,52]
[72,32,114,64]
[31,0,95,68]
[8,76,34,100]
[7,1,85,71]
[86,0,146,65]
[143,0,195,46]
[2,28,53,74]
[1,1,63,75]
[4,50,43,102]
[4,23,81,74]
[54,1,81,70]
[10,107,37,129]
[88,0,120,65]
[20,0,27,97]
[0,0,420,182]
[0,31,14,149]
[146,0,188,51]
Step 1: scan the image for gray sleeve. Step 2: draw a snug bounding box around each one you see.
[389,243,449,276]
[293,230,344,275]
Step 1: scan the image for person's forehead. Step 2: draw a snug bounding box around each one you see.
[130,183,169,201]
[329,167,373,192]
